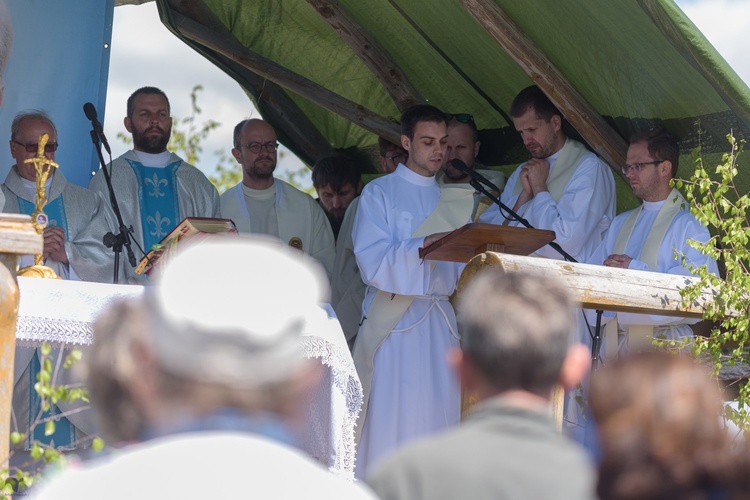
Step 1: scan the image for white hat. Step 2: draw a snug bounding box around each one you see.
[149,238,327,387]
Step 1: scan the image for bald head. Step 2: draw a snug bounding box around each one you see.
[442,119,480,184]
[232,119,279,190]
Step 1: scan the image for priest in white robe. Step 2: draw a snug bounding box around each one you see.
[352,105,475,479]
[88,87,220,284]
[479,86,615,262]
[566,128,720,446]
[586,127,719,354]
[220,119,335,279]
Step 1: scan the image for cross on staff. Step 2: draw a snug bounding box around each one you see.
[24,132,59,266]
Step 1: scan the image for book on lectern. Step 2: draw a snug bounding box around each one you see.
[135,217,238,275]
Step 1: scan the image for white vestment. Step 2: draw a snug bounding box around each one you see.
[352,165,465,478]
[436,168,506,221]
[3,167,112,466]
[30,432,378,500]
[332,170,503,346]
[88,150,220,284]
[2,167,116,282]
[565,192,719,444]
[220,179,335,279]
[479,139,615,262]
[585,194,719,352]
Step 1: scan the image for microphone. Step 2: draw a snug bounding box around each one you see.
[83,102,112,155]
[450,159,501,192]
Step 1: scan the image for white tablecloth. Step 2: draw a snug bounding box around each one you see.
[15,277,362,478]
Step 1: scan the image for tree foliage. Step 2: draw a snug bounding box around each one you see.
[1,344,100,494]
[678,129,750,427]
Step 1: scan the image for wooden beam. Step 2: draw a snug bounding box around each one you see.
[235,69,337,163]
[637,0,750,132]
[461,0,628,181]
[306,0,422,112]
[166,2,401,145]
[460,251,723,318]
[165,5,336,163]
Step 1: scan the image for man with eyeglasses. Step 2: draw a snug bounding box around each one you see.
[585,127,719,355]
[89,87,220,284]
[378,137,408,174]
[3,110,114,280]
[2,110,115,471]
[220,119,335,279]
[439,113,505,221]
[479,86,615,263]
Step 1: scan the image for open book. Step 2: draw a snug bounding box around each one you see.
[135,217,238,275]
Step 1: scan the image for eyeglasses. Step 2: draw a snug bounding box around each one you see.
[444,113,474,123]
[385,153,408,164]
[239,142,279,153]
[621,160,663,175]
[12,140,59,153]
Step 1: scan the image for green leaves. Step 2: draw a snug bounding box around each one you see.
[679,126,749,430]
[1,343,105,488]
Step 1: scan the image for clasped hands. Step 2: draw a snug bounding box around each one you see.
[43,225,68,264]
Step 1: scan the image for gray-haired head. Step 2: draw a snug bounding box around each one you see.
[457,270,577,396]
[11,109,56,140]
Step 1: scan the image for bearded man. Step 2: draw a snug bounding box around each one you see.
[88,86,220,283]
[479,86,615,262]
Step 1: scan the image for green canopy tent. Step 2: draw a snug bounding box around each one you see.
[150,0,749,212]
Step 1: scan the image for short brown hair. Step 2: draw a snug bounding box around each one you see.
[630,126,680,178]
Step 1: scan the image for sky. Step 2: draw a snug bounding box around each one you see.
[104,0,750,190]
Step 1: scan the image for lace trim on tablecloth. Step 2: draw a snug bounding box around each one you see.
[301,336,363,480]
[16,316,93,347]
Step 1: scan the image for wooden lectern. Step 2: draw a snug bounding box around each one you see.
[419,223,555,262]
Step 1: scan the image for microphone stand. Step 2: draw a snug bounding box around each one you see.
[468,178,575,262]
[87,129,139,284]
[468,177,606,368]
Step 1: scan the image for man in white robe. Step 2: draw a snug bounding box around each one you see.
[479,85,615,262]
[220,119,335,279]
[352,105,474,479]
[586,127,719,354]
[2,111,110,470]
[566,128,720,447]
[88,87,220,284]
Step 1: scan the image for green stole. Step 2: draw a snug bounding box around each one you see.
[604,188,686,356]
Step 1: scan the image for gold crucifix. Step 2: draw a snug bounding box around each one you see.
[23,132,59,268]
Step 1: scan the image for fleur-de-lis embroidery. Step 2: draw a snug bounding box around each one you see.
[144,174,168,198]
[147,211,171,238]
